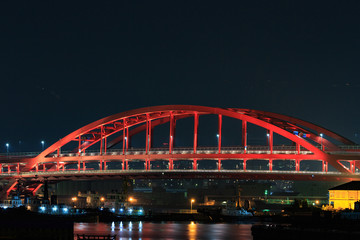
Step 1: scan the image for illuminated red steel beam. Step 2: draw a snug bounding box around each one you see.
[21,105,355,173]
[14,170,360,182]
[236,109,355,145]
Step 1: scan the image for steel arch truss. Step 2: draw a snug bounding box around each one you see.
[19,105,357,174]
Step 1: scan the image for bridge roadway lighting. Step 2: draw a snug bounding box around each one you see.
[190,198,195,212]
[5,143,9,157]
[320,133,323,150]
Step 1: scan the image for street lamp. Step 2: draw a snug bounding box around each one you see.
[41,140,45,150]
[5,143,9,157]
[190,198,195,212]
[71,197,77,208]
[100,197,105,207]
[320,133,323,150]
[128,197,136,204]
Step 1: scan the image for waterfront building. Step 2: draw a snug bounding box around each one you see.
[329,181,360,209]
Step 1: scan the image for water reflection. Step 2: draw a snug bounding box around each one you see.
[188,221,197,240]
[74,222,253,240]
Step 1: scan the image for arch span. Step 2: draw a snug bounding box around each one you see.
[24,105,353,173]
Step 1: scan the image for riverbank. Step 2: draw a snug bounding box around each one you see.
[252,211,360,240]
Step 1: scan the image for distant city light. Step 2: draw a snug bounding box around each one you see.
[320,133,323,137]
[52,206,58,212]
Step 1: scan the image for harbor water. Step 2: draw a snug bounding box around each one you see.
[74,221,253,240]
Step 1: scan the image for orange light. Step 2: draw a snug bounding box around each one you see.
[72,197,77,201]
[128,197,134,202]
[100,197,105,202]
[191,199,195,203]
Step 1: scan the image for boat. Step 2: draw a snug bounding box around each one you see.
[220,206,253,221]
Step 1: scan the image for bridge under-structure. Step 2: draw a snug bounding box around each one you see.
[1,105,360,199]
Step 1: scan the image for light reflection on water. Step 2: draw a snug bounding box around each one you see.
[74,221,253,240]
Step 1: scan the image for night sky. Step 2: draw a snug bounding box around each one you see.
[1,1,360,152]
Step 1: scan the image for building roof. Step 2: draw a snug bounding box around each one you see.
[329,181,360,190]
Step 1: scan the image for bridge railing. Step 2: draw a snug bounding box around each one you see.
[0,145,316,158]
[0,168,355,177]
[1,145,360,158]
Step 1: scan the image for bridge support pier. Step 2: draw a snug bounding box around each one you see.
[218,159,221,171]
[243,159,247,171]
[269,159,273,171]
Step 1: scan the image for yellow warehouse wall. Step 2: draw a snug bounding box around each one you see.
[329,190,360,210]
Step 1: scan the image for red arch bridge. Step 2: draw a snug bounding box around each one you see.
[1,105,360,198]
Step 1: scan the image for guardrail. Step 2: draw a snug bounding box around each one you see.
[0,169,354,177]
[2,145,360,158]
